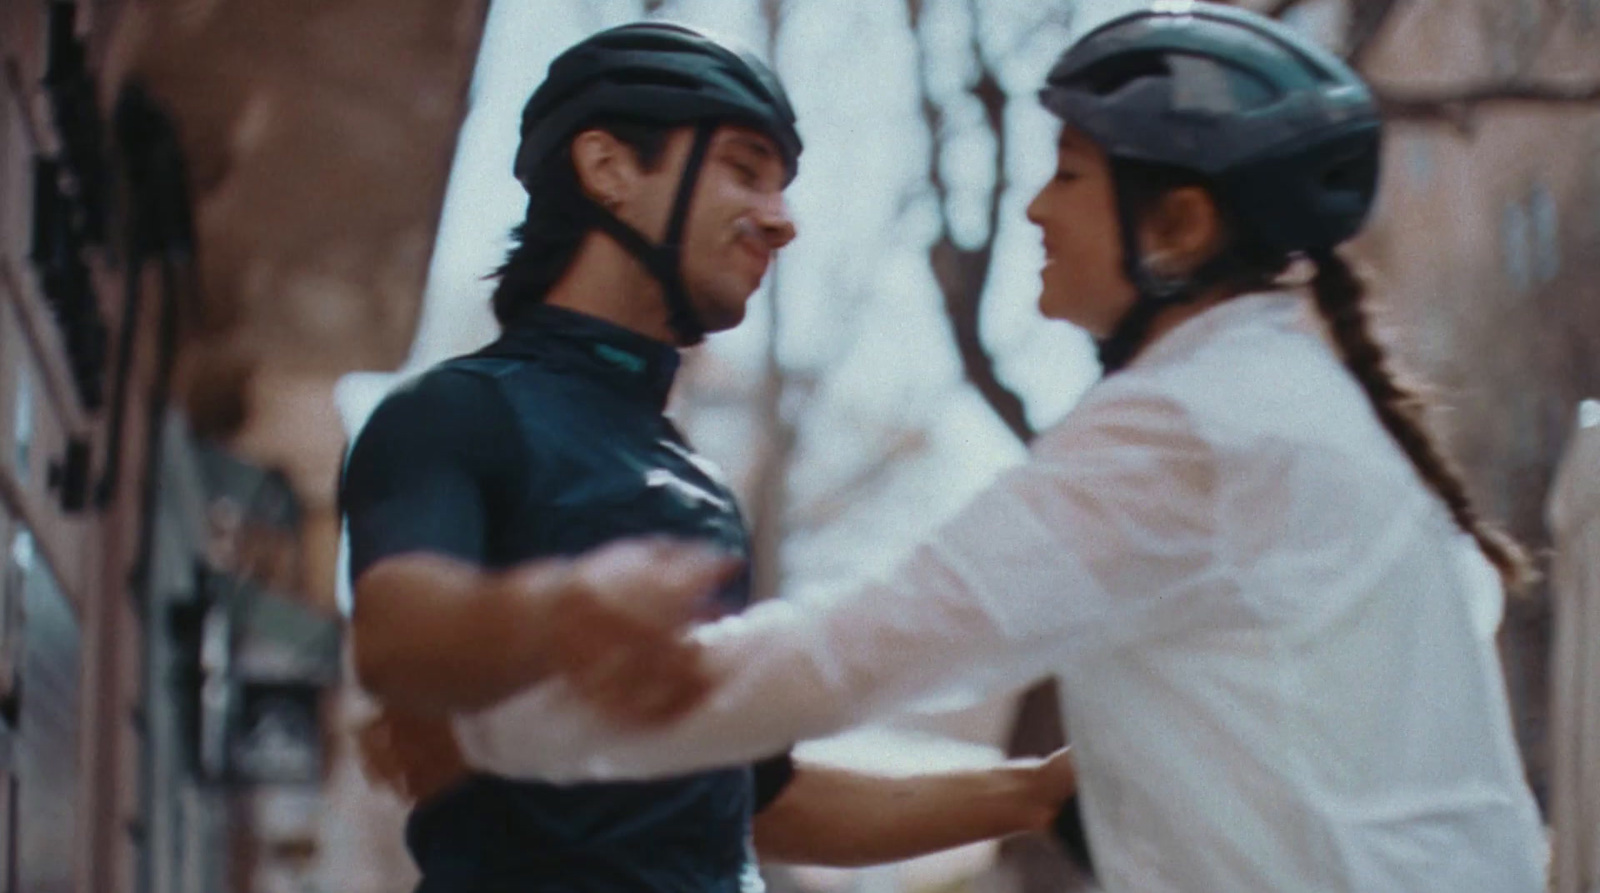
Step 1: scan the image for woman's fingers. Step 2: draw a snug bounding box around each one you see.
[572,538,745,628]
[533,537,740,724]
[571,633,715,727]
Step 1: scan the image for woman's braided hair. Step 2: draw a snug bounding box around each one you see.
[1306,247,1537,594]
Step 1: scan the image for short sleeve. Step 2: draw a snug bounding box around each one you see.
[750,751,797,813]
[341,368,522,586]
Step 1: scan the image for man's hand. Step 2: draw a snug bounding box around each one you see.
[357,708,470,804]
[532,538,743,726]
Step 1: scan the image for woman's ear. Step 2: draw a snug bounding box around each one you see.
[569,128,635,209]
[1137,186,1226,278]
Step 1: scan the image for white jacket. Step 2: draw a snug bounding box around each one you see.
[454,293,1547,892]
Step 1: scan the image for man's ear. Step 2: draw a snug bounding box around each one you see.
[570,128,637,209]
[1137,186,1226,277]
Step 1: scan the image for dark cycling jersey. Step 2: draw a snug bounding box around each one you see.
[342,302,793,893]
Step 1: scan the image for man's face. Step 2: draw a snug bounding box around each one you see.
[630,125,797,334]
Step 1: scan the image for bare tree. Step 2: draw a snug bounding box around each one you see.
[905,0,1037,446]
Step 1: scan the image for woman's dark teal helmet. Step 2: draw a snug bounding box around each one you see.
[513,22,802,345]
[1039,1,1382,371]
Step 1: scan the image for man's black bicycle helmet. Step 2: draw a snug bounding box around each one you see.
[514,23,802,345]
[1039,1,1381,371]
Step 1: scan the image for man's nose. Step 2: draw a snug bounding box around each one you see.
[754,195,797,249]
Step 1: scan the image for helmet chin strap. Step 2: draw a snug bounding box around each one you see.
[1097,170,1197,374]
[1096,163,1239,374]
[573,122,718,346]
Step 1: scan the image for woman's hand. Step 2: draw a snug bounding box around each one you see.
[535,538,743,727]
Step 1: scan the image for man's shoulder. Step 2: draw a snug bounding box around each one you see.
[429,348,585,404]
[432,350,524,382]
[342,362,528,507]
[367,353,594,457]
[370,362,506,422]
[431,346,622,430]
[352,358,527,459]
[384,342,573,408]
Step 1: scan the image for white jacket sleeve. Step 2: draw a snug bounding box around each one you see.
[452,390,1218,782]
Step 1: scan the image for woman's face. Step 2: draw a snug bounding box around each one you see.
[1025,129,1137,338]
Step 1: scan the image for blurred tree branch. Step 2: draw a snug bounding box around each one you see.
[746,0,798,604]
[747,265,799,604]
[905,0,1036,446]
[742,0,909,604]
[903,2,1076,888]
[787,428,928,531]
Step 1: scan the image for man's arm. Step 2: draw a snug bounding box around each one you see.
[752,749,1075,867]
[352,541,731,715]
[343,370,527,713]
[343,371,727,717]
[350,554,567,712]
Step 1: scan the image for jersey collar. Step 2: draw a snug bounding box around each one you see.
[490,303,682,409]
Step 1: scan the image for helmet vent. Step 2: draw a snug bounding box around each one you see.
[605,67,708,92]
[1071,53,1171,98]
[1168,54,1279,114]
[1319,151,1378,193]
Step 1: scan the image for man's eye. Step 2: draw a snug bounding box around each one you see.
[1054,170,1079,183]
[731,161,761,184]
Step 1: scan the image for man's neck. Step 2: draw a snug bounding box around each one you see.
[544,233,678,345]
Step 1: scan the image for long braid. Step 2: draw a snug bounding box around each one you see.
[1308,248,1537,594]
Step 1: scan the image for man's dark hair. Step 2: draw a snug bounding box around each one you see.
[490,119,675,326]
